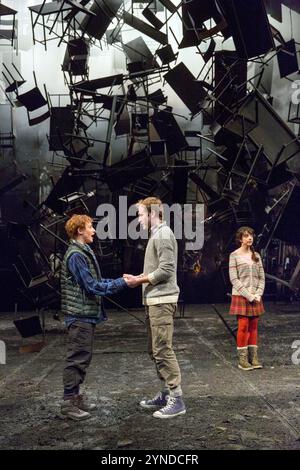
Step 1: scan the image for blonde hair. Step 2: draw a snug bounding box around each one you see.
[137,197,163,220]
[235,226,259,262]
[65,214,93,239]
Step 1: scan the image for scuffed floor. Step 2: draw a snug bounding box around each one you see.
[1,302,300,450]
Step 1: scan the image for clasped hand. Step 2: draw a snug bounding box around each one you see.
[123,273,143,288]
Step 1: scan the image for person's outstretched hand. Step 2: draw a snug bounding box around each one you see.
[123,274,141,288]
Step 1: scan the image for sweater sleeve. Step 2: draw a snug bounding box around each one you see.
[255,254,265,297]
[68,253,127,296]
[229,253,255,302]
[147,238,176,286]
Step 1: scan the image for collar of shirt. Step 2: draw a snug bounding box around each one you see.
[83,244,93,254]
[71,239,92,252]
[150,221,166,237]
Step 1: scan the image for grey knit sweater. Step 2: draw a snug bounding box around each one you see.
[142,222,180,306]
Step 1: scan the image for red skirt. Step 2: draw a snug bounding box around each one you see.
[229,295,265,317]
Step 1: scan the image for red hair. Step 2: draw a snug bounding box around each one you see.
[65,214,93,239]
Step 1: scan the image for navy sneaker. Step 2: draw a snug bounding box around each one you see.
[140,390,169,409]
[153,396,186,419]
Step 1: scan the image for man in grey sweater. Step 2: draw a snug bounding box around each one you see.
[124,197,186,419]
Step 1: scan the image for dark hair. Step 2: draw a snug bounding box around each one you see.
[235,226,259,262]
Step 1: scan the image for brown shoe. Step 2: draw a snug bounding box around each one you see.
[237,347,254,370]
[61,397,91,420]
[76,394,97,411]
[248,345,263,369]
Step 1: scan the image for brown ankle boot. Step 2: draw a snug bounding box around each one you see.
[61,396,91,420]
[76,393,97,411]
[248,345,263,369]
[237,347,253,370]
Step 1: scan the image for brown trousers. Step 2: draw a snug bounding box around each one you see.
[146,303,181,390]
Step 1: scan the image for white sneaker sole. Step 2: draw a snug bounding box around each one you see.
[238,364,254,371]
[140,403,160,409]
[153,409,186,419]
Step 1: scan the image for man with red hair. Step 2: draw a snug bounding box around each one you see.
[61,214,135,420]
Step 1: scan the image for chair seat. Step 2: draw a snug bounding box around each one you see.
[29,2,71,15]
[289,117,300,124]
[5,80,25,93]
[18,87,47,111]
[0,5,17,15]
[0,29,16,40]
[28,272,51,288]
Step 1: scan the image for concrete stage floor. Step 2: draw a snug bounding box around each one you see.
[1,302,300,450]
